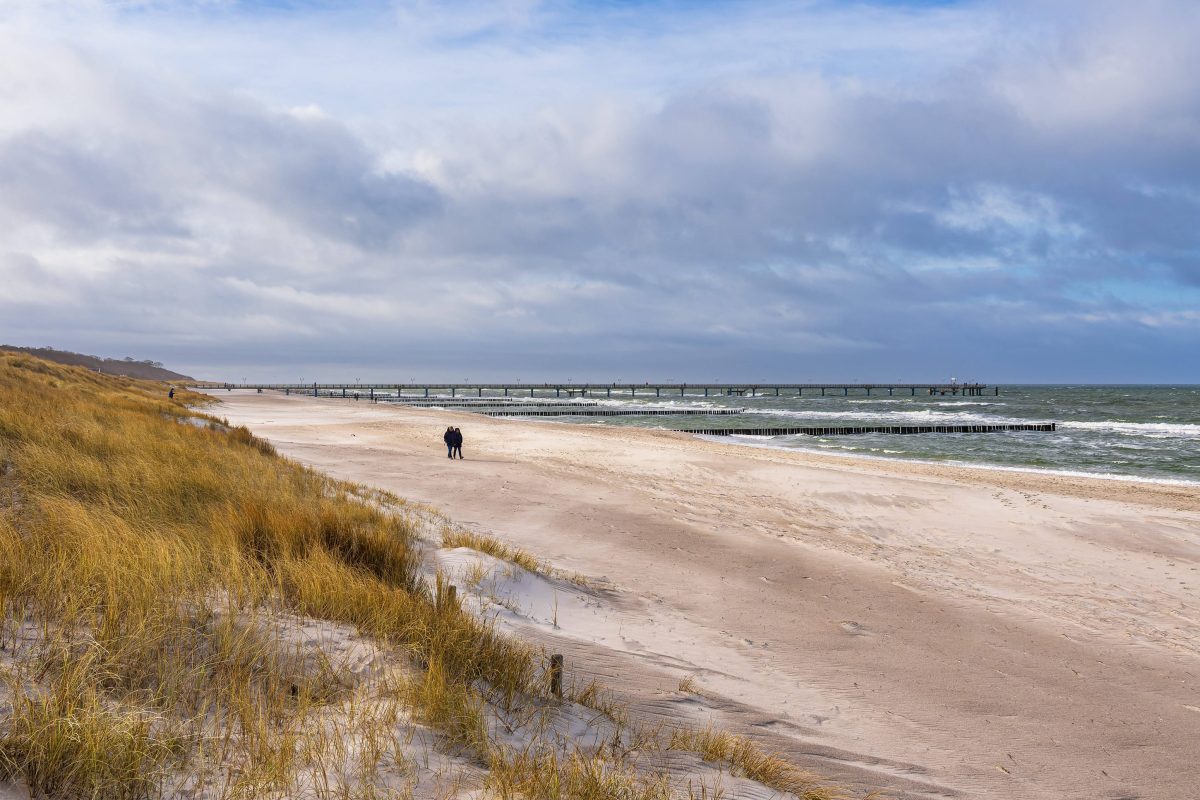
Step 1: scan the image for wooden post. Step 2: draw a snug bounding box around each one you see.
[549,654,563,699]
[438,583,457,613]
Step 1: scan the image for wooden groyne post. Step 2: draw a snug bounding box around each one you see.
[672,423,1056,437]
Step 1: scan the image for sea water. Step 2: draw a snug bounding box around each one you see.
[560,386,1200,484]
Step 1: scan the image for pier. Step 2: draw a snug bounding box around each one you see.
[672,423,1055,437]
[194,381,996,398]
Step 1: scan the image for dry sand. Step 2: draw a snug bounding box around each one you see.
[214,392,1200,800]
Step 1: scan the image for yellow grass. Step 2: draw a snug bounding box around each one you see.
[0,353,533,797]
[440,526,546,575]
[668,726,838,800]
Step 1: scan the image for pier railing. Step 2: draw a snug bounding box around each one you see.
[190,382,996,398]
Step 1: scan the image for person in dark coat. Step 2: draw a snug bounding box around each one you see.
[443,426,455,458]
[451,427,463,459]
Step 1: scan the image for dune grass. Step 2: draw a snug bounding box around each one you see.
[440,526,546,576]
[0,353,535,797]
[668,726,835,800]
[0,352,839,800]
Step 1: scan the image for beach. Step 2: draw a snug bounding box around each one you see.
[215,391,1200,800]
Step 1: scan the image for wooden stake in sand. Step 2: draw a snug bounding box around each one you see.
[550,654,564,698]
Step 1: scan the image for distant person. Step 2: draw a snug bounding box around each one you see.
[443,426,455,459]
[451,427,464,459]
[168,387,175,399]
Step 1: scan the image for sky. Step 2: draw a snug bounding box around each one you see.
[1,0,1198,382]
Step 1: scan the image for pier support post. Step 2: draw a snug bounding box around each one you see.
[451,387,456,397]
[549,654,563,699]
[478,388,482,397]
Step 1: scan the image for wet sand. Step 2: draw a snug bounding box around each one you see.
[213,392,1200,799]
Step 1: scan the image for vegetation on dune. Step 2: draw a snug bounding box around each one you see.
[0,352,838,800]
[440,527,547,577]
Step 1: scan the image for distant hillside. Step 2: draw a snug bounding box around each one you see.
[0,345,193,381]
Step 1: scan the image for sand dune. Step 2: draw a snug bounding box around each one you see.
[214,392,1200,800]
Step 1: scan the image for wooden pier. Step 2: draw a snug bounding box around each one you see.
[672,423,1055,437]
[194,381,996,398]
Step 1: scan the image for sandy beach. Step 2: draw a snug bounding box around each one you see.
[214,392,1200,800]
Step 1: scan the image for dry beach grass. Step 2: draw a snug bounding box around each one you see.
[0,353,834,800]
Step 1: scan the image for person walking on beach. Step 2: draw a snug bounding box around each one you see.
[451,427,464,459]
[443,426,455,458]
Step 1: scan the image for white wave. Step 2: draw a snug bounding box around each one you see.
[1058,420,1200,439]
[744,407,1035,425]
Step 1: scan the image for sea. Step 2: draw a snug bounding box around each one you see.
[545,385,1200,486]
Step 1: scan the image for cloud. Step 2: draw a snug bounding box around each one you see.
[0,0,1197,381]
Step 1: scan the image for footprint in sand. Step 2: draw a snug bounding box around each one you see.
[840,620,869,635]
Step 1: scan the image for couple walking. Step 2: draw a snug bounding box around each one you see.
[443,426,464,459]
